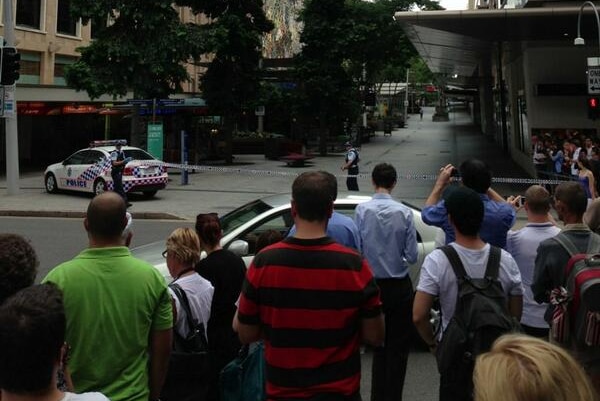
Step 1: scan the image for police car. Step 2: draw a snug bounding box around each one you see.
[44,140,169,197]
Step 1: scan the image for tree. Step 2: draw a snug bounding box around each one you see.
[66,1,206,99]
[65,1,208,146]
[294,0,359,156]
[178,0,274,163]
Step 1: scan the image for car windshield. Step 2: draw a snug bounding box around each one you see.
[220,199,273,237]
[124,149,156,161]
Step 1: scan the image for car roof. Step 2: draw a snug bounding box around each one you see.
[258,193,373,209]
[86,146,141,152]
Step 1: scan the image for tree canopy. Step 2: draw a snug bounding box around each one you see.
[65,0,207,99]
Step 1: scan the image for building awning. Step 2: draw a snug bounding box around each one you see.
[394,6,597,77]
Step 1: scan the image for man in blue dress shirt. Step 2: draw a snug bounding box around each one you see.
[422,159,515,249]
[355,163,418,401]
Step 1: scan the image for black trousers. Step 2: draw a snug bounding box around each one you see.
[111,170,127,201]
[346,167,359,191]
[371,277,413,401]
[439,361,473,401]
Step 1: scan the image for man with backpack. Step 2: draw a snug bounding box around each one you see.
[413,186,523,401]
[533,181,600,393]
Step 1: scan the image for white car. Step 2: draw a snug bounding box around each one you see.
[132,193,443,283]
[44,141,168,197]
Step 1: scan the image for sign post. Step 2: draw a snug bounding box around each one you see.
[587,57,600,94]
[147,123,164,160]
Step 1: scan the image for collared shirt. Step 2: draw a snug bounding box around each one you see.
[421,193,516,249]
[288,211,362,252]
[506,222,560,328]
[355,193,418,278]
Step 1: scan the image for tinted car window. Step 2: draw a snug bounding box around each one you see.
[63,150,91,165]
[84,150,107,165]
[124,149,156,161]
[233,210,293,255]
[220,200,272,237]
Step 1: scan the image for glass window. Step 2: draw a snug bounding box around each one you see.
[57,0,77,36]
[123,149,157,161]
[220,200,273,237]
[232,211,293,256]
[84,151,107,165]
[16,0,42,29]
[20,52,42,85]
[54,56,77,85]
[64,150,91,165]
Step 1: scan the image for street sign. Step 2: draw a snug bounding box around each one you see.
[587,57,600,94]
[3,85,14,115]
[147,123,164,160]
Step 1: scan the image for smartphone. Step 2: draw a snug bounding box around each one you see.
[518,196,526,208]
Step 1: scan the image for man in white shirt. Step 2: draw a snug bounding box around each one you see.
[413,186,523,401]
[506,185,559,338]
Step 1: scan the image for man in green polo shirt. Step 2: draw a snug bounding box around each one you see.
[44,192,172,401]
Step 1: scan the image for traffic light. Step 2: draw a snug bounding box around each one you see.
[588,96,600,120]
[1,46,20,86]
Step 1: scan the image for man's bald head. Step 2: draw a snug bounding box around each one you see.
[85,192,127,240]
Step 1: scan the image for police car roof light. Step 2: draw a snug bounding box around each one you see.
[90,139,128,147]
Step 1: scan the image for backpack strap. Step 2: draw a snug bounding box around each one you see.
[484,246,502,280]
[169,283,198,335]
[440,245,468,279]
[552,232,580,258]
[586,232,600,254]
[553,231,600,256]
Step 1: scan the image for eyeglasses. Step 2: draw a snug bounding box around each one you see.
[162,250,168,258]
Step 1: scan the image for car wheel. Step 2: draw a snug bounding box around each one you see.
[45,173,58,194]
[143,190,157,198]
[93,178,106,196]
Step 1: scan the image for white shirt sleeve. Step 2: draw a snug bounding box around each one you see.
[416,251,442,296]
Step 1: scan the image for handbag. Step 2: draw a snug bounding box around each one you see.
[161,283,210,401]
[220,342,266,401]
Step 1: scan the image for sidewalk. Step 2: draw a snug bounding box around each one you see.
[0,106,531,221]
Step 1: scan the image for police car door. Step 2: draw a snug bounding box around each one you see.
[60,150,92,192]
[82,150,110,192]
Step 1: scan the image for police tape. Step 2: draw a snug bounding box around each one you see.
[137,160,571,186]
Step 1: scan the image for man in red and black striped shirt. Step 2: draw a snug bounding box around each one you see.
[236,171,384,401]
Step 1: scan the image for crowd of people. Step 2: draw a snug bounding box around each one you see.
[1,158,600,401]
[533,132,600,202]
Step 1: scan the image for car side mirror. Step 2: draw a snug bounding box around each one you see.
[228,239,249,257]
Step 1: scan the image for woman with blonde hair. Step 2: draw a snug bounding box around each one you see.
[473,334,597,401]
[162,227,214,401]
[164,227,214,337]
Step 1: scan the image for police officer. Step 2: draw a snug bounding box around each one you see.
[110,141,132,207]
[341,141,360,191]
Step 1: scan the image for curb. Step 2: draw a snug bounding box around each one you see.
[0,210,185,220]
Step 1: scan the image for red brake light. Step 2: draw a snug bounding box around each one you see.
[123,166,135,176]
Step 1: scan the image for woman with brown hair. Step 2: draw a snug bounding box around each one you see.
[194,213,246,401]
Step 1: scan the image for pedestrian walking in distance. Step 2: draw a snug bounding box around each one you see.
[341,141,360,191]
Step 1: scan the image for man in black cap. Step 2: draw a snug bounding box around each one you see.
[341,141,360,191]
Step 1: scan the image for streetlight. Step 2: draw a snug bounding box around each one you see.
[574,1,600,49]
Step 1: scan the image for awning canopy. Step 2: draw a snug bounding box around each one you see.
[394,6,597,77]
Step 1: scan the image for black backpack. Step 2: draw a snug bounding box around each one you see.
[436,245,520,375]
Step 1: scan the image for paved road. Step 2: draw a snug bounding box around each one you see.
[1,107,532,221]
